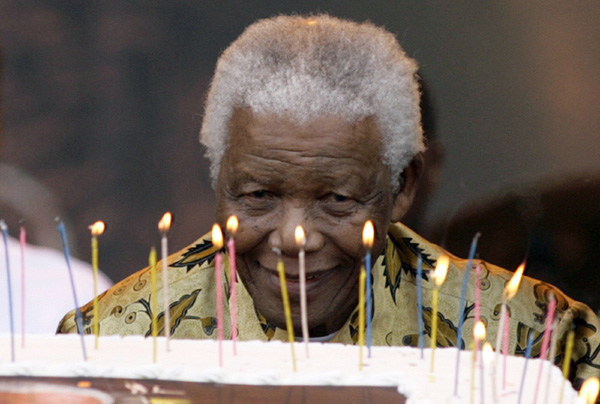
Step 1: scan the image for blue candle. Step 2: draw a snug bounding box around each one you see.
[362,220,375,358]
[454,232,481,396]
[518,332,535,404]
[416,253,424,359]
[457,232,481,347]
[57,220,88,361]
[1,220,16,362]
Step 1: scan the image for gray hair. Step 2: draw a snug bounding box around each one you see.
[200,14,424,189]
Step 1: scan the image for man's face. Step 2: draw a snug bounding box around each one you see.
[215,108,407,336]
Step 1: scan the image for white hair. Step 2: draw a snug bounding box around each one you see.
[200,14,424,189]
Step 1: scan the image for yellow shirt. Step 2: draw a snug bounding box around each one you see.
[58,222,600,389]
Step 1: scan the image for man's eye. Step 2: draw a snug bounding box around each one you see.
[250,190,267,198]
[332,194,349,202]
[322,193,352,204]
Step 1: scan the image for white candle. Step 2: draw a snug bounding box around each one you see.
[295,225,309,357]
[226,215,239,355]
[158,212,173,350]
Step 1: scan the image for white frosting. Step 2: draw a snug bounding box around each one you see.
[0,334,580,403]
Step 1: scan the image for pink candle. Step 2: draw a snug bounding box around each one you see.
[19,224,26,348]
[226,216,239,355]
[494,262,525,391]
[212,224,225,366]
[474,263,481,360]
[533,293,557,404]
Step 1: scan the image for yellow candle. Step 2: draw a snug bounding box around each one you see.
[359,267,366,370]
[559,329,575,404]
[149,247,158,363]
[276,252,297,371]
[431,255,449,373]
[563,329,575,378]
[89,221,105,349]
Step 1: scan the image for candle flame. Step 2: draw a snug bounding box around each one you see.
[504,261,525,300]
[295,225,306,247]
[473,320,487,341]
[89,221,105,236]
[362,220,375,248]
[482,342,494,365]
[579,377,600,404]
[158,212,172,233]
[226,215,239,234]
[433,255,450,287]
[212,224,224,249]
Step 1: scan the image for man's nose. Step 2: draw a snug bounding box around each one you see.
[268,204,324,255]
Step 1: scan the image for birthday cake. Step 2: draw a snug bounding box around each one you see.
[0,334,580,404]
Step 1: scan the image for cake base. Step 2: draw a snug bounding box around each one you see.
[0,376,406,404]
[0,334,580,404]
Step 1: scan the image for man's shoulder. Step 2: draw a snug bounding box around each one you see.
[57,232,219,335]
[386,222,579,322]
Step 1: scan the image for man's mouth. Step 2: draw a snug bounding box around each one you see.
[285,271,328,282]
[260,263,338,296]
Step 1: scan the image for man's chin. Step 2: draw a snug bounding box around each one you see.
[261,310,339,338]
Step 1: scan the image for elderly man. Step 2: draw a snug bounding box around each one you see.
[58,15,600,388]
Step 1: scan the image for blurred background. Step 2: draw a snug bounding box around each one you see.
[1,1,599,314]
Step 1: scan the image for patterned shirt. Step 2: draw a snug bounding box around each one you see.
[58,222,600,389]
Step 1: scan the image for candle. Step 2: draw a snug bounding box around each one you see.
[149,247,158,363]
[416,254,424,359]
[212,224,225,367]
[457,233,481,347]
[56,219,87,361]
[431,254,449,373]
[483,342,494,404]
[454,232,480,396]
[359,266,366,370]
[502,309,510,389]
[226,215,239,355]
[578,377,600,404]
[472,321,487,404]
[89,221,105,349]
[517,332,534,404]
[274,247,297,371]
[559,326,576,404]
[544,317,560,404]
[0,220,15,362]
[495,261,525,390]
[295,225,309,357]
[362,220,375,358]
[19,223,26,348]
[474,263,482,360]
[158,212,172,350]
[533,293,556,404]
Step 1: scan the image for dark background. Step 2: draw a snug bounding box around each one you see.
[1,1,599,312]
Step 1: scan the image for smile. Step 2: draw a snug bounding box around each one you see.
[285,271,328,282]
[259,263,339,297]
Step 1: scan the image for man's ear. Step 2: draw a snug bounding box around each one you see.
[391,153,424,223]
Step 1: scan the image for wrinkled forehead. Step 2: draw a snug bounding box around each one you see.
[227,107,385,154]
[221,107,392,193]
